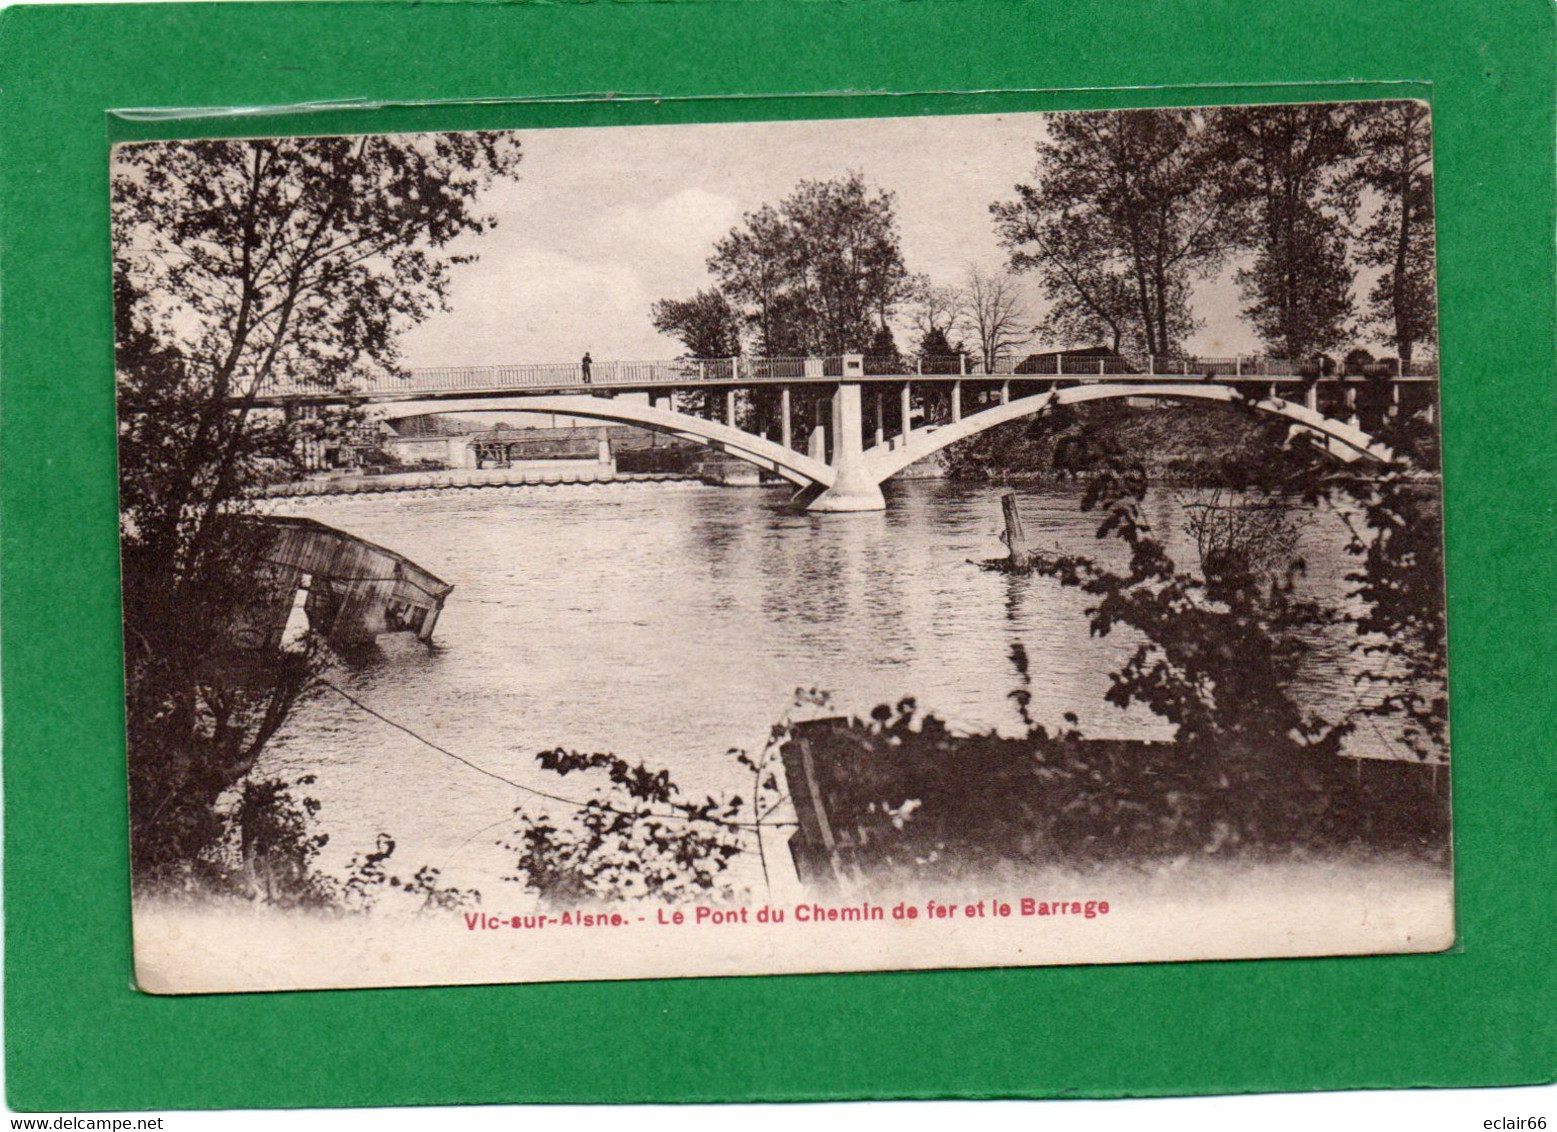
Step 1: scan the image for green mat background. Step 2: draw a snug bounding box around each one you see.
[2,0,1554,1110]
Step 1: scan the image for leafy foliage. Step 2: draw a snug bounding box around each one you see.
[992,102,1436,371]
[1348,102,1437,365]
[1060,396,1447,761]
[993,109,1232,356]
[142,773,476,912]
[1031,451,1345,759]
[707,171,913,355]
[338,833,480,913]
[650,287,744,416]
[786,690,1446,883]
[502,748,751,908]
[1295,417,1448,758]
[795,392,1449,882]
[209,775,336,907]
[1213,104,1360,360]
[650,288,744,360]
[114,133,524,895]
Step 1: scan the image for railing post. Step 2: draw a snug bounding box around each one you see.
[916,357,923,376]
[959,353,967,377]
[1098,357,1105,376]
[731,356,740,382]
[1235,356,1243,377]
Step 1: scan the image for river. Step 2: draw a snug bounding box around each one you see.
[256,477,1414,899]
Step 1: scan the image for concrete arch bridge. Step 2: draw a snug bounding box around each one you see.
[270,353,1436,512]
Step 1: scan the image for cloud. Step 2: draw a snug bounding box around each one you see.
[402,180,743,364]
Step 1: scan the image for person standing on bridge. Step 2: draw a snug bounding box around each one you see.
[581,351,593,385]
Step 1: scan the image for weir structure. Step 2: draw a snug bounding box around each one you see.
[257,352,1439,512]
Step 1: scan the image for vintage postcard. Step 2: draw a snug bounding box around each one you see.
[113,102,1451,994]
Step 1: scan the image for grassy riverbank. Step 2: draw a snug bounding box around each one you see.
[942,400,1291,484]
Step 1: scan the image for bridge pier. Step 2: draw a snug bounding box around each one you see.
[874,388,885,448]
[900,382,913,444]
[781,386,792,452]
[726,388,738,428]
[809,382,886,513]
[951,380,962,423]
[808,392,828,463]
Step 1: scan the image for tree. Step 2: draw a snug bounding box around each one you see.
[1213,104,1359,360]
[115,132,522,576]
[649,288,743,359]
[707,171,913,355]
[1349,101,1437,366]
[112,133,524,889]
[868,323,901,360]
[907,278,964,348]
[963,265,1033,370]
[917,326,962,363]
[650,288,744,417]
[996,203,1138,352]
[705,203,799,355]
[993,109,1232,357]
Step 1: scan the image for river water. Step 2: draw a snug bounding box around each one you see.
[257,478,1409,898]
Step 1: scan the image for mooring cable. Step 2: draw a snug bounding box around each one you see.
[317,677,793,831]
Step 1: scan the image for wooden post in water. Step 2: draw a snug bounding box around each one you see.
[1000,491,1030,570]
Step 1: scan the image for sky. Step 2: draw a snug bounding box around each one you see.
[399,111,1268,369]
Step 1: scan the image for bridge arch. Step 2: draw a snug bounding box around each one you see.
[376,394,836,491]
[862,383,1396,485]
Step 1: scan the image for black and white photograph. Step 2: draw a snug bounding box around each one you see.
[111,103,1451,993]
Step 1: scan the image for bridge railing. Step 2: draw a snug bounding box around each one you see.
[988,355,1442,379]
[918,355,966,376]
[259,352,1440,400]
[742,356,816,380]
[998,354,1143,376]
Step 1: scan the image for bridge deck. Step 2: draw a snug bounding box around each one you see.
[255,354,1438,406]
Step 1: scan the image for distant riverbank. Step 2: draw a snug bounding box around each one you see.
[942,400,1300,484]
